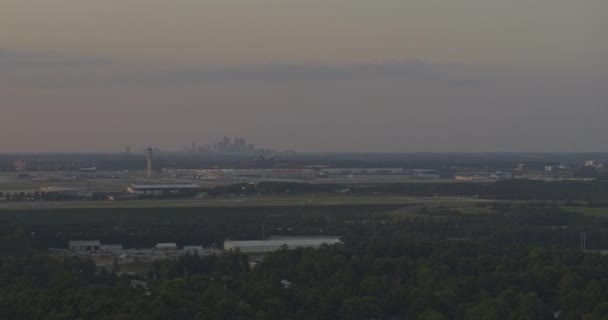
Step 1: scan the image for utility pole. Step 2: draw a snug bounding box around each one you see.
[581,232,587,252]
[372,214,376,238]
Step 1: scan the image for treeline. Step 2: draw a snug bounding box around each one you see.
[0,253,251,320]
[0,205,396,249]
[3,235,608,318]
[4,203,608,251]
[4,204,608,318]
[4,203,608,318]
[251,180,608,202]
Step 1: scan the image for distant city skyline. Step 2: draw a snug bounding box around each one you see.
[178,136,268,154]
[1,0,607,152]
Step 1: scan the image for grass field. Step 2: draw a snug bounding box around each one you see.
[564,206,608,217]
[0,194,494,211]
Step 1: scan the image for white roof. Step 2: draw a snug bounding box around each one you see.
[130,184,199,189]
[42,186,78,192]
[224,237,341,253]
[69,240,101,245]
[267,236,341,241]
[156,243,178,248]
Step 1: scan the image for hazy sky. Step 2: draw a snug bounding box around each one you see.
[1,0,607,152]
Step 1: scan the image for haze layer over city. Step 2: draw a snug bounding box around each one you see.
[2,0,607,153]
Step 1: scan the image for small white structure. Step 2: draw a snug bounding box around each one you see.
[155,243,178,251]
[281,279,292,289]
[130,280,149,290]
[69,240,101,252]
[224,236,342,255]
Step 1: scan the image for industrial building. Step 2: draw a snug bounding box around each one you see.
[100,244,123,252]
[40,186,93,199]
[155,243,178,251]
[68,241,124,253]
[319,168,406,176]
[69,240,101,252]
[194,169,316,180]
[406,169,441,179]
[40,186,80,196]
[183,246,222,256]
[224,236,342,256]
[127,183,200,195]
[183,245,204,254]
[585,160,604,168]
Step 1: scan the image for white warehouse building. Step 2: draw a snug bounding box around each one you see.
[224,236,342,255]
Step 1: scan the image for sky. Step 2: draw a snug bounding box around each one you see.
[1,0,607,152]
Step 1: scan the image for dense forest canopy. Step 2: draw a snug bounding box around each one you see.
[2,202,608,319]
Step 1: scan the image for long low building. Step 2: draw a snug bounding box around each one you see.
[41,186,92,198]
[224,236,342,255]
[100,244,123,252]
[155,243,178,251]
[69,240,101,252]
[319,168,406,176]
[69,240,123,253]
[127,183,200,195]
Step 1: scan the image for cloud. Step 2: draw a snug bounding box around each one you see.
[0,49,118,89]
[112,60,454,86]
[2,50,599,90]
[1,53,607,152]
[0,53,476,89]
[0,49,110,72]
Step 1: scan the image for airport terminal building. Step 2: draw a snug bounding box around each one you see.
[127,183,200,195]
